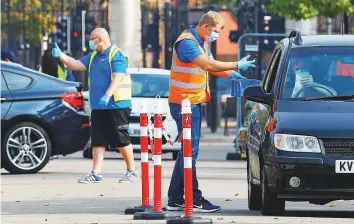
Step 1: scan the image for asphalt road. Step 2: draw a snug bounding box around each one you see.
[1,143,354,224]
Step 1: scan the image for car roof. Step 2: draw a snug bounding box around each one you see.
[127,68,170,75]
[289,35,354,48]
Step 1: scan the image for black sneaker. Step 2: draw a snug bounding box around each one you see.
[193,197,221,213]
[166,201,185,211]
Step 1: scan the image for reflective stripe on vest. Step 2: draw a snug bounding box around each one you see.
[88,46,132,102]
[169,30,210,104]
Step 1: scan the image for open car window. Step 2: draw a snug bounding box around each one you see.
[281,47,354,99]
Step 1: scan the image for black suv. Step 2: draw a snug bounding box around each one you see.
[243,29,354,216]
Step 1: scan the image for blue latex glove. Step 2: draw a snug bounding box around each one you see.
[98,94,111,106]
[230,70,246,80]
[238,55,256,71]
[52,42,62,58]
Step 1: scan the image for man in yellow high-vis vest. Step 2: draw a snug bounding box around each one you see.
[51,28,138,184]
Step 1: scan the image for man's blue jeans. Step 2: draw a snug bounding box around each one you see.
[168,102,202,203]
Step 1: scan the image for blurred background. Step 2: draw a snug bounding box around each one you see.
[2,0,354,132]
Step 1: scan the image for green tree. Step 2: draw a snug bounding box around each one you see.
[268,0,354,20]
[1,0,72,46]
[207,0,239,8]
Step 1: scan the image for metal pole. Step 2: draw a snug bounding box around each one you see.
[67,17,71,53]
[82,10,87,52]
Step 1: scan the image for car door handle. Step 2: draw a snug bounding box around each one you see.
[0,98,6,102]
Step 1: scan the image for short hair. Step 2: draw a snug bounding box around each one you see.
[198,11,225,29]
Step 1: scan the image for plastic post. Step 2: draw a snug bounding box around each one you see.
[140,101,150,207]
[153,99,163,212]
[166,99,213,224]
[124,101,152,214]
[181,99,193,217]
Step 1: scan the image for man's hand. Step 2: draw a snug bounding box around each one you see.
[98,94,111,106]
[230,70,246,80]
[238,55,256,71]
[52,43,62,58]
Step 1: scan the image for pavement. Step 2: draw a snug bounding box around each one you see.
[2,143,354,224]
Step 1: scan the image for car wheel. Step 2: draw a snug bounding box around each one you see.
[247,158,261,210]
[1,122,52,174]
[172,151,178,160]
[261,165,285,215]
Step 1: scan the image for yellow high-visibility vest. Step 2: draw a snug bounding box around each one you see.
[39,65,68,80]
[88,46,132,102]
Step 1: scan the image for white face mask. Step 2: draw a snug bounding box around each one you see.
[206,31,219,42]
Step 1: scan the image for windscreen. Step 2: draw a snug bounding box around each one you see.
[281,47,354,99]
[131,74,169,98]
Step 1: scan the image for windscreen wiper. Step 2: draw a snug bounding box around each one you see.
[303,94,354,101]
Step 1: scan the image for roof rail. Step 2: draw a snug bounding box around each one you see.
[288,28,303,45]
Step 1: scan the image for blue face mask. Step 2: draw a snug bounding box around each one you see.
[89,40,96,51]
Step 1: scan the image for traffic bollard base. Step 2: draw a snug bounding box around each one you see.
[124,205,152,214]
[166,216,213,224]
[134,210,170,220]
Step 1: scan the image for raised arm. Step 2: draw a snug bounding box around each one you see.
[52,43,87,71]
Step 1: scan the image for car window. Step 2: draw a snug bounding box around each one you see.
[131,74,169,98]
[1,74,9,91]
[2,71,32,91]
[281,47,354,99]
[263,48,281,93]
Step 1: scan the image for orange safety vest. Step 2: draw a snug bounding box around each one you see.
[336,61,354,77]
[169,30,210,104]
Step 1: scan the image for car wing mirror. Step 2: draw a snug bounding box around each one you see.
[243,85,273,105]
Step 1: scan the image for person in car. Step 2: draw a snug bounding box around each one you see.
[167,11,256,213]
[39,48,76,81]
[51,27,139,184]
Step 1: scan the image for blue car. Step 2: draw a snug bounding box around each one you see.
[244,30,354,215]
[1,62,90,174]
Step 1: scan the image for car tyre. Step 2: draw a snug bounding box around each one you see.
[2,122,52,174]
[247,158,261,210]
[261,165,285,216]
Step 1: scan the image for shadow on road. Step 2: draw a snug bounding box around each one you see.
[2,197,353,219]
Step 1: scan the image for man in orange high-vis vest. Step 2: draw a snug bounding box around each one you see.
[167,11,256,213]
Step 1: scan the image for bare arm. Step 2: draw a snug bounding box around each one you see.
[193,54,238,72]
[207,55,233,77]
[59,53,87,71]
[105,73,125,96]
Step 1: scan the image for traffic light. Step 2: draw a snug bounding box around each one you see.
[229,30,242,43]
[84,15,97,51]
[71,12,82,52]
[56,16,68,51]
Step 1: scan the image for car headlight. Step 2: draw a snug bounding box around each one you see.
[274,134,321,153]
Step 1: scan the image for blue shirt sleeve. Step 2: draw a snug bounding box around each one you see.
[79,53,91,69]
[111,51,128,74]
[175,39,213,63]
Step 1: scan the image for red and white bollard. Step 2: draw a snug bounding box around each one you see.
[125,101,152,214]
[167,99,212,224]
[134,99,169,220]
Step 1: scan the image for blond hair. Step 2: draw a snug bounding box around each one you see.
[198,11,225,29]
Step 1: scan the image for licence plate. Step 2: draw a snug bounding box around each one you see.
[335,160,354,173]
[128,128,140,136]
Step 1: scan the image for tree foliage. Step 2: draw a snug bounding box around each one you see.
[1,0,73,46]
[268,0,354,20]
[207,0,239,8]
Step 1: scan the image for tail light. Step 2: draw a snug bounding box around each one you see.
[61,92,84,110]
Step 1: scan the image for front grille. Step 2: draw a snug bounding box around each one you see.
[322,139,354,156]
[129,115,166,123]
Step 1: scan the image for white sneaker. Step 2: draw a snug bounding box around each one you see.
[119,170,139,183]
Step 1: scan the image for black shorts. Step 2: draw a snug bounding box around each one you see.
[90,108,131,148]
